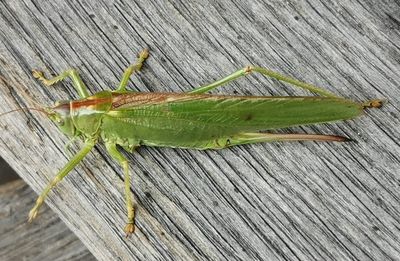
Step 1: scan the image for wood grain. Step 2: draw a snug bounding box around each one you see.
[0,0,399,260]
[0,179,95,261]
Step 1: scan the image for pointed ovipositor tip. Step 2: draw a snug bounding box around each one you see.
[342,137,356,143]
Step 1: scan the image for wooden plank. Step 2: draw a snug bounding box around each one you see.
[0,0,399,260]
[0,179,95,261]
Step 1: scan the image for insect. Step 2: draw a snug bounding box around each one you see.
[1,49,382,237]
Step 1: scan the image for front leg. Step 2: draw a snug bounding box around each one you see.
[32,68,90,98]
[28,140,95,222]
[105,142,137,237]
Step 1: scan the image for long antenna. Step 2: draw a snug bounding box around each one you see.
[0,107,49,118]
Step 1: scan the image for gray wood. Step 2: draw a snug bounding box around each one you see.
[0,0,399,260]
[0,179,95,261]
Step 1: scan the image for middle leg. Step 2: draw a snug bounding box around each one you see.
[105,142,136,237]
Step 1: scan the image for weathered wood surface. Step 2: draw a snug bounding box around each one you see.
[0,0,399,260]
[0,179,95,261]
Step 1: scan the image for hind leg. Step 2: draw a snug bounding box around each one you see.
[208,132,349,149]
[190,66,338,98]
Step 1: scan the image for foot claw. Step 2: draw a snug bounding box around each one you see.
[139,48,149,59]
[124,223,135,237]
[363,99,384,109]
[28,207,38,223]
[32,69,44,79]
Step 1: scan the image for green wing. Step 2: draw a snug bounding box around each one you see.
[101,93,362,148]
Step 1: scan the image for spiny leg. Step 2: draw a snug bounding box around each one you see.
[28,140,95,222]
[211,132,349,149]
[189,66,339,98]
[117,48,149,92]
[105,142,136,237]
[189,68,248,94]
[32,68,89,98]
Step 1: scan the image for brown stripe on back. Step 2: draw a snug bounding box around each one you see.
[110,92,340,110]
[71,97,111,110]
[111,92,206,109]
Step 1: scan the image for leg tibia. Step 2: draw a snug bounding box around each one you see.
[117,48,149,91]
[249,67,339,98]
[210,132,349,149]
[32,68,89,98]
[105,142,136,237]
[189,67,249,94]
[189,65,340,98]
[32,69,73,86]
[28,140,95,222]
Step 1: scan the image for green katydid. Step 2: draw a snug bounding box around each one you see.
[1,48,382,237]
